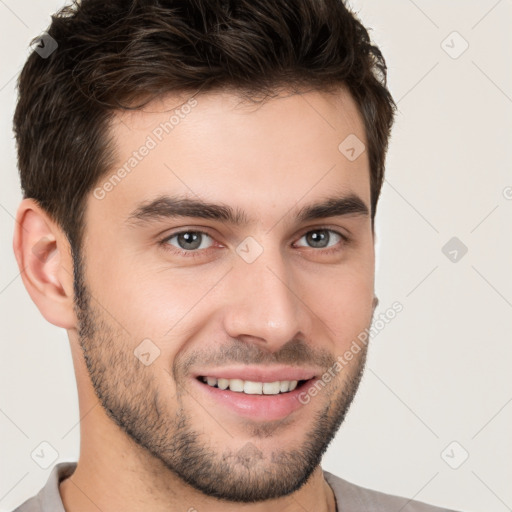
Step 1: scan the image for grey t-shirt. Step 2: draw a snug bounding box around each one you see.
[12,462,459,512]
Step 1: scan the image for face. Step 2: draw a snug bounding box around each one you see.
[74,87,375,502]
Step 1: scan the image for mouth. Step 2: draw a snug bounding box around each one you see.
[191,368,320,421]
[197,376,311,395]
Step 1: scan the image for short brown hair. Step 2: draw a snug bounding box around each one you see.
[13,0,395,253]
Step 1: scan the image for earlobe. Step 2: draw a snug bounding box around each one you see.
[12,198,77,329]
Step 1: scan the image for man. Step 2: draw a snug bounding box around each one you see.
[11,0,459,511]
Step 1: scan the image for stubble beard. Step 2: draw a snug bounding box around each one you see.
[72,253,369,502]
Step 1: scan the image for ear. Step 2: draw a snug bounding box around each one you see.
[12,198,77,329]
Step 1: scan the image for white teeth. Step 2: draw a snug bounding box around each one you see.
[202,377,303,394]
[217,378,229,390]
[228,378,244,392]
[244,381,263,394]
[262,381,281,395]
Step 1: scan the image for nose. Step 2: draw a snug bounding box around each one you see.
[221,243,310,352]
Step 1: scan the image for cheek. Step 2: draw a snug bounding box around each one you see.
[90,256,227,358]
[300,259,374,348]
[311,275,373,332]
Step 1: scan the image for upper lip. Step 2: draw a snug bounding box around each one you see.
[193,365,319,383]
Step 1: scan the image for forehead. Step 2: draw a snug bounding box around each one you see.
[89,86,370,228]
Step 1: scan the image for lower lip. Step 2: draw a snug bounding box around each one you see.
[192,378,317,422]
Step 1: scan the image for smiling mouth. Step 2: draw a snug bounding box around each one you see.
[197,376,312,395]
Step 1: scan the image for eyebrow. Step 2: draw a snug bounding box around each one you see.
[125,193,369,227]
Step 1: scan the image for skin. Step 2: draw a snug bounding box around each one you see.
[13,86,377,512]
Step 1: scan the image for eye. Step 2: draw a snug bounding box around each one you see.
[161,230,215,257]
[294,229,346,252]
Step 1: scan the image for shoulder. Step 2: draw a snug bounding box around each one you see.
[11,495,41,512]
[323,470,461,512]
[11,462,76,512]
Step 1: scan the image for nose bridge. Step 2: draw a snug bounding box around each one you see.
[222,239,305,348]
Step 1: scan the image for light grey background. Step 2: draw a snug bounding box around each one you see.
[1,1,511,511]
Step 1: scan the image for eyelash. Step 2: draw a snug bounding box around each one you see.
[158,228,350,259]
